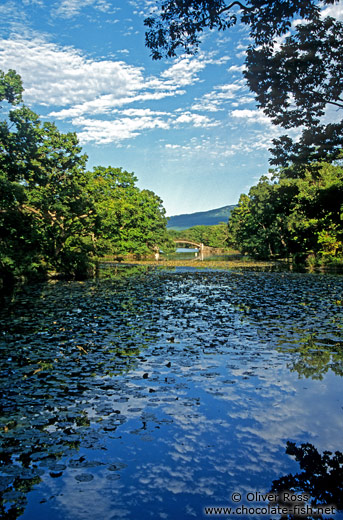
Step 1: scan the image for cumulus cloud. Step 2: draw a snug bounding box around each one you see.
[0,37,209,109]
[165,144,182,149]
[48,90,182,119]
[119,108,171,117]
[0,34,228,143]
[23,0,44,5]
[129,0,161,18]
[160,53,231,89]
[53,0,117,18]
[192,82,244,112]
[230,108,273,126]
[175,111,219,128]
[321,2,343,20]
[162,115,287,163]
[0,1,31,35]
[0,37,145,106]
[54,0,95,18]
[75,114,171,144]
[231,96,255,107]
[161,56,207,87]
[0,26,273,147]
[71,108,218,144]
[228,64,246,73]
[164,136,237,161]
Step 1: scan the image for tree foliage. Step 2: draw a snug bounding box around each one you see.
[0,69,23,105]
[145,0,341,172]
[227,162,343,262]
[271,442,343,515]
[88,166,172,257]
[144,0,329,59]
[0,98,95,280]
[168,223,229,248]
[245,17,343,129]
[0,70,170,284]
[245,15,343,170]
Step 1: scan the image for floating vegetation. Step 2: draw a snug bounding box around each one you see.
[0,267,342,519]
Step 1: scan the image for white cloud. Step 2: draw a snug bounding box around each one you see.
[48,90,182,119]
[228,64,246,73]
[192,82,244,112]
[219,83,243,94]
[228,136,272,154]
[0,1,30,35]
[0,37,145,106]
[0,34,231,143]
[53,0,118,18]
[70,108,219,145]
[230,96,255,107]
[164,136,237,161]
[206,54,231,65]
[0,37,208,114]
[174,111,219,128]
[1,30,263,146]
[75,114,171,144]
[54,0,95,18]
[22,0,44,5]
[160,52,231,89]
[192,97,224,112]
[119,108,168,116]
[165,144,182,149]
[94,0,113,13]
[161,56,206,87]
[129,0,160,18]
[230,108,273,126]
[321,3,343,20]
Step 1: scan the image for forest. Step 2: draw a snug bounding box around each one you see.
[0,70,172,285]
[146,0,343,267]
[227,161,343,264]
[2,0,343,284]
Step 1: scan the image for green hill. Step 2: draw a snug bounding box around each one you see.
[167,205,236,230]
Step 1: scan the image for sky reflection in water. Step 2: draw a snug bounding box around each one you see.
[1,268,342,519]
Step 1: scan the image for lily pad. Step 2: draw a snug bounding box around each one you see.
[74,473,94,482]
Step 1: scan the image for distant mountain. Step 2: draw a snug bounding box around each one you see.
[167,204,236,230]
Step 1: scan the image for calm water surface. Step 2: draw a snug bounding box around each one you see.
[1,267,342,519]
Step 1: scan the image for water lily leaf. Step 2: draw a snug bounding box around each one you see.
[74,473,94,482]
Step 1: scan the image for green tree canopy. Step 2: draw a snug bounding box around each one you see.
[245,17,343,129]
[0,69,23,105]
[169,223,229,248]
[144,0,331,59]
[87,166,173,258]
[228,161,343,262]
[0,69,171,284]
[145,1,341,174]
[0,88,96,279]
[245,15,343,171]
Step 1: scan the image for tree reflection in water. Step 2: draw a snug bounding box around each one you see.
[277,334,343,380]
[271,441,343,519]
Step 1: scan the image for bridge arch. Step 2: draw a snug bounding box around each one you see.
[153,240,204,260]
[173,240,204,250]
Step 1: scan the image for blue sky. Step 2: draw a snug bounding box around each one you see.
[1,1,341,216]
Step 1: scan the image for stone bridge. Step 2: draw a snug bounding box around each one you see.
[154,240,207,260]
[173,240,204,251]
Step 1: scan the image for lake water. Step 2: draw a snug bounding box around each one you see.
[165,247,200,260]
[1,266,342,519]
[166,248,243,261]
